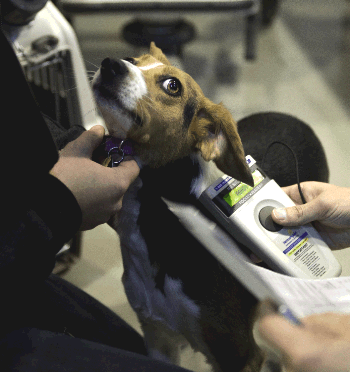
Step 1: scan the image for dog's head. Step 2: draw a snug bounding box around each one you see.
[92,42,253,186]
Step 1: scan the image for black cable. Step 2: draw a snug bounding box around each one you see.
[261,141,307,205]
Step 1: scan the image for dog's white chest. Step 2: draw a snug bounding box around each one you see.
[115,178,200,334]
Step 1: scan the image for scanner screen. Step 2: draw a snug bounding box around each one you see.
[223,170,264,207]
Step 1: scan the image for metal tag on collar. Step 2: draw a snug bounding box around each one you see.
[108,139,126,167]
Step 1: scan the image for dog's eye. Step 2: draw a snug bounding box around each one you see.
[123,57,137,65]
[162,78,181,96]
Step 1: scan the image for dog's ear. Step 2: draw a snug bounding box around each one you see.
[149,42,171,65]
[190,99,254,186]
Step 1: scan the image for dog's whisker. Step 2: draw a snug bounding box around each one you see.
[83,106,99,118]
[139,100,158,118]
[65,78,92,91]
[63,85,79,93]
[135,102,140,124]
[140,97,165,119]
[140,98,167,123]
[64,68,95,78]
[140,96,155,108]
[63,73,83,79]
[138,100,146,125]
[84,59,100,69]
[143,95,156,105]
[135,100,142,122]
[142,96,164,117]
[139,98,154,112]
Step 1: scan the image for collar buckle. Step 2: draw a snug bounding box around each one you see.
[108,139,126,167]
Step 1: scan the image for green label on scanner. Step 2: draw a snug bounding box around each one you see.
[223,170,264,207]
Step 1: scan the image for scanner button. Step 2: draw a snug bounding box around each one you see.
[259,206,283,232]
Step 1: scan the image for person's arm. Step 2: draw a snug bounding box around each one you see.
[0,28,139,290]
[0,28,83,287]
[0,173,83,287]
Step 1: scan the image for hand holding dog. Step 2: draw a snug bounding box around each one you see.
[271,181,350,249]
[50,125,140,230]
[258,311,350,372]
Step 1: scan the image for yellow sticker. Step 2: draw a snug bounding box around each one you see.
[287,237,309,256]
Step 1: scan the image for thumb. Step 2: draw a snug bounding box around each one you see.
[272,201,319,226]
[67,125,105,157]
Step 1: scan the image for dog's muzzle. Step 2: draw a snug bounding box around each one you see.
[100,58,128,80]
[93,57,145,128]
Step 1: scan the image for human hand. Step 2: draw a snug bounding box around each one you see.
[258,311,350,372]
[50,125,140,230]
[271,182,350,249]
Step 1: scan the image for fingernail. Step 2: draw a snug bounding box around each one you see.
[273,208,286,220]
[90,125,104,133]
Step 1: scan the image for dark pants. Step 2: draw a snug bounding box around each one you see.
[1,113,329,371]
[1,275,190,372]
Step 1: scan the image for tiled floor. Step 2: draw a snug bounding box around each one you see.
[61,1,350,370]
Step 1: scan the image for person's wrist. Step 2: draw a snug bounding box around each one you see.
[32,174,82,243]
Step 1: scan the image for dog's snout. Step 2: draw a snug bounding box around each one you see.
[100,58,128,80]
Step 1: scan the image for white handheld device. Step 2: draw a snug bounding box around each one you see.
[199,155,342,279]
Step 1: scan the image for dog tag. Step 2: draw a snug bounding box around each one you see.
[102,156,112,167]
[92,136,135,167]
[109,148,125,167]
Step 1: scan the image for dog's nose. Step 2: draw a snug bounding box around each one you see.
[100,58,128,80]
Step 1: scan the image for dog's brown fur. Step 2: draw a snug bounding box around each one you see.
[117,43,253,186]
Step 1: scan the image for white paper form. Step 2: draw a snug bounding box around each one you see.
[250,264,350,318]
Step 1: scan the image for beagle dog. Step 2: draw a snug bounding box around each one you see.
[92,43,269,372]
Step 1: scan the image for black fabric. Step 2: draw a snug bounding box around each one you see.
[0,29,59,190]
[0,274,192,371]
[1,328,190,372]
[42,113,86,151]
[0,274,148,353]
[0,275,193,372]
[237,112,329,186]
[0,27,82,287]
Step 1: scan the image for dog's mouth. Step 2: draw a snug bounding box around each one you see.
[93,84,143,128]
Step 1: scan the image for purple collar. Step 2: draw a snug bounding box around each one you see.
[103,136,135,156]
[93,136,135,167]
